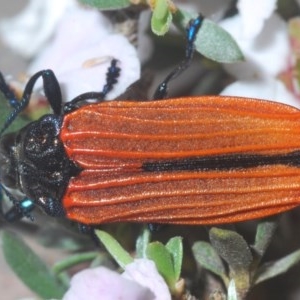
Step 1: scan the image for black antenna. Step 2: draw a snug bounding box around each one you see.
[153,15,203,100]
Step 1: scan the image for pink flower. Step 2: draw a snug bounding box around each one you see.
[63,267,154,300]
[63,259,171,300]
[122,259,171,300]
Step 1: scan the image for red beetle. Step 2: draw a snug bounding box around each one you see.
[1,16,299,229]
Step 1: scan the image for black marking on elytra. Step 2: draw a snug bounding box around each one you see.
[142,151,300,172]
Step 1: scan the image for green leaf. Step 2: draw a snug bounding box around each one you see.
[136,227,151,258]
[173,10,244,63]
[78,0,131,10]
[2,231,66,299]
[166,237,183,281]
[95,230,133,269]
[255,249,300,285]
[0,90,12,124]
[151,0,173,36]
[146,241,176,289]
[53,251,100,274]
[192,241,228,284]
[0,90,29,134]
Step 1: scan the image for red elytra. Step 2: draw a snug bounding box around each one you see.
[59,96,300,225]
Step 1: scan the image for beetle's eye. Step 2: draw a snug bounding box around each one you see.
[22,116,60,157]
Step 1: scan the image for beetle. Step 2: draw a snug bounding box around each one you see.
[1,15,300,229]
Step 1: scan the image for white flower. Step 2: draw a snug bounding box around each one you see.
[0,0,77,58]
[1,2,140,101]
[220,13,290,79]
[218,0,297,106]
[27,6,140,100]
[221,78,300,108]
[237,0,277,39]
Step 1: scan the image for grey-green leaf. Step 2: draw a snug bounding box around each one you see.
[255,249,300,285]
[196,19,244,63]
[210,228,252,300]
[136,227,151,258]
[174,10,244,63]
[2,231,66,299]
[192,241,227,279]
[78,0,131,10]
[253,218,278,259]
[209,228,253,273]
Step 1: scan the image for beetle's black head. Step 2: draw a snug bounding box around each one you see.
[0,115,81,218]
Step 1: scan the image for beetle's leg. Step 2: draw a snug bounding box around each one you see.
[3,199,35,222]
[64,59,121,113]
[0,186,35,222]
[35,196,65,218]
[0,70,63,136]
[78,223,100,245]
[78,223,94,235]
[153,15,203,100]
[148,223,164,232]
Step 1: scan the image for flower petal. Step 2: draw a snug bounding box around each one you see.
[123,259,171,300]
[28,7,113,73]
[237,0,277,39]
[27,8,140,100]
[220,13,290,79]
[220,78,300,108]
[63,267,155,300]
[0,0,76,58]
[37,35,140,100]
